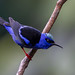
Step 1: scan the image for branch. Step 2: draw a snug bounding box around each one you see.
[16,0,67,75]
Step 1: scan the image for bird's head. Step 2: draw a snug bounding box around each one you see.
[36,33,63,49]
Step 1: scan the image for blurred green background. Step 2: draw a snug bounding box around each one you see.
[0,0,75,75]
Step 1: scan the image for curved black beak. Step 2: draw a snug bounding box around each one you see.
[53,43,63,49]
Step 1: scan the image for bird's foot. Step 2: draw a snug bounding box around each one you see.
[22,48,32,60]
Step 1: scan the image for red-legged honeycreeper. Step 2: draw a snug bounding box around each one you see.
[0,17,63,60]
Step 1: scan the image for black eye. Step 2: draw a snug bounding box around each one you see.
[45,38,54,43]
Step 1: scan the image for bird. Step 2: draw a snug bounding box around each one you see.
[0,17,63,60]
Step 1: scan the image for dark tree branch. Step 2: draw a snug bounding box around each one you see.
[16,0,67,75]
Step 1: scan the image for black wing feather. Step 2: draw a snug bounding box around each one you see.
[20,26,41,45]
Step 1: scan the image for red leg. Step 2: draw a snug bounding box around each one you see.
[22,48,32,60]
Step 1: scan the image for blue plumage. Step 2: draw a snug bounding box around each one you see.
[3,24,22,46]
[0,17,62,60]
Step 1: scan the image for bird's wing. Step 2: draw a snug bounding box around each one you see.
[19,26,41,45]
[8,17,28,45]
[9,17,41,46]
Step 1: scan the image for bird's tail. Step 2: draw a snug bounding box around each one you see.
[0,17,7,26]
